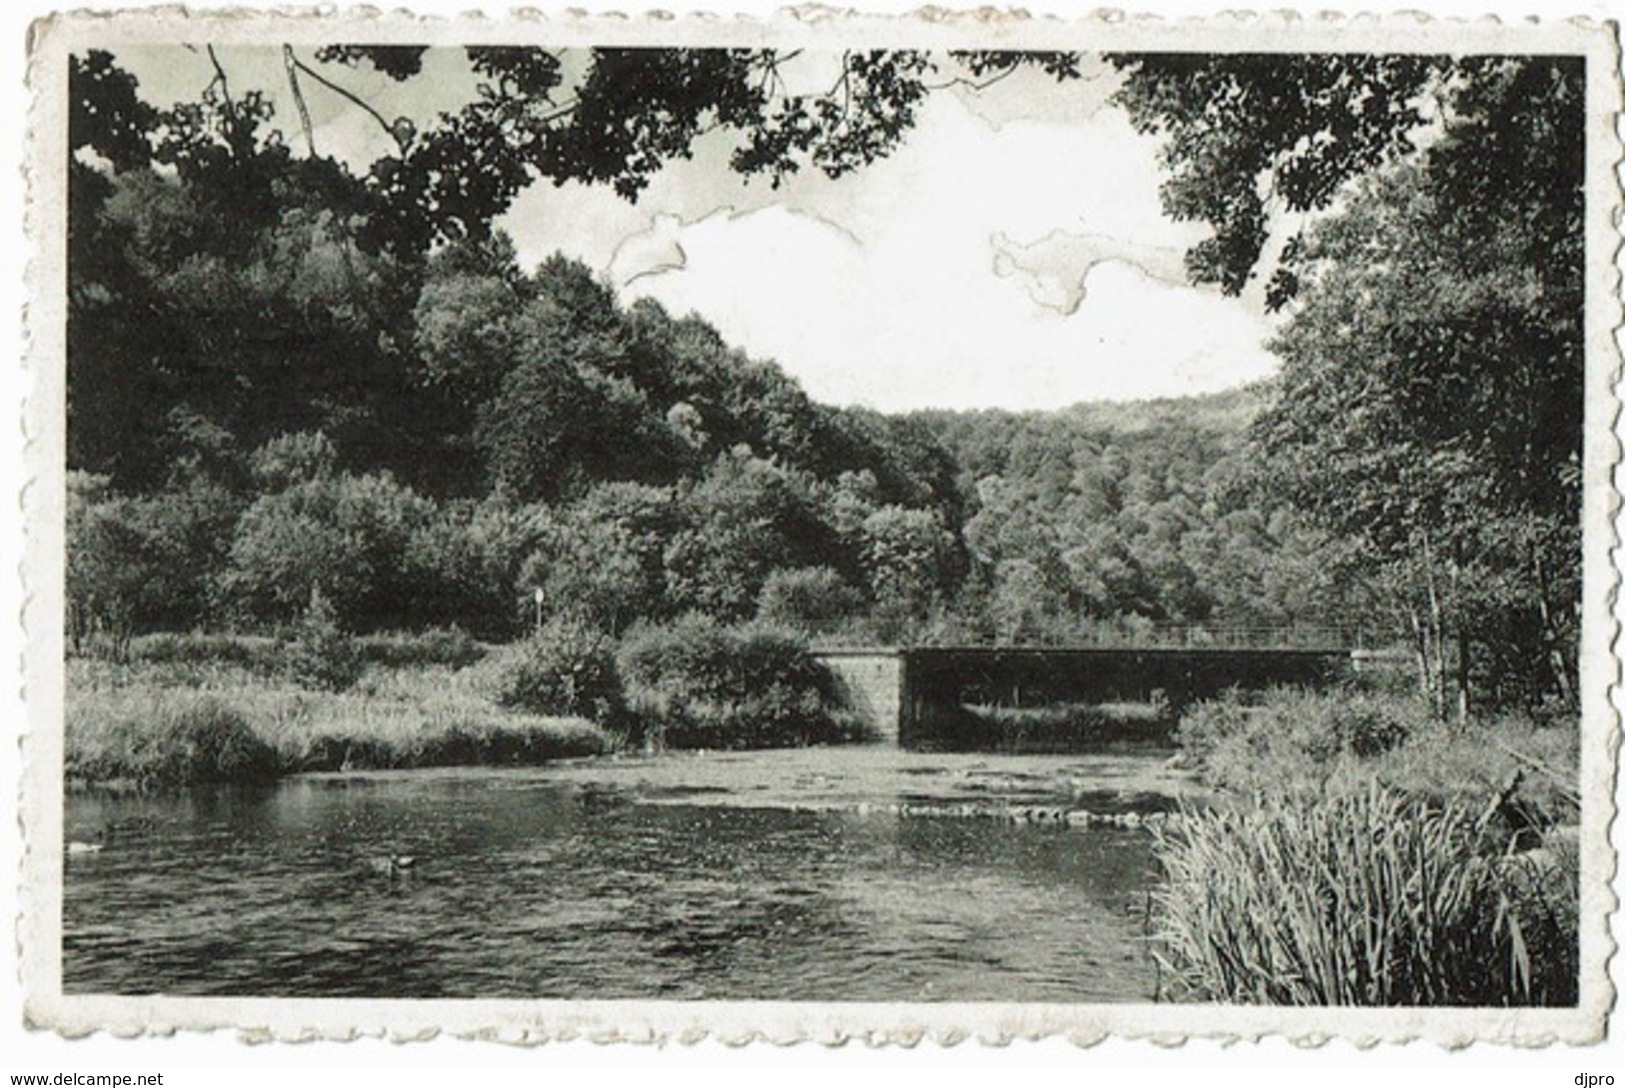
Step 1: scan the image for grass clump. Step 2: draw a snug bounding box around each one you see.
[617,615,865,749]
[67,655,613,788]
[277,701,610,771]
[67,692,279,789]
[131,632,267,669]
[245,660,614,771]
[1151,784,1578,1006]
[1174,686,1578,822]
[356,626,485,669]
[1176,686,1429,794]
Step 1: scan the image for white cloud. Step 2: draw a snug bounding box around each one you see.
[566,89,1283,411]
[108,45,1286,410]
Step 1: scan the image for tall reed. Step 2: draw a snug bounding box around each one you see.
[1151,785,1577,1006]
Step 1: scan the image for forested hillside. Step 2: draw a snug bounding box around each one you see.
[910,391,1355,643]
[66,49,1358,655]
[66,48,1583,717]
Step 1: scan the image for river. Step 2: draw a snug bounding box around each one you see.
[63,746,1197,1002]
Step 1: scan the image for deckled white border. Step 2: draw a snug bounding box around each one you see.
[15,5,1622,1047]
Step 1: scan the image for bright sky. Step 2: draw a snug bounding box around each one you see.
[112,46,1287,412]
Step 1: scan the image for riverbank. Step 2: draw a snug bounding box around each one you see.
[67,646,1201,821]
[1150,686,1581,1006]
[68,619,890,788]
[66,651,613,790]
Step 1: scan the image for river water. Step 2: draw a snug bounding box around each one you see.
[63,747,1194,1002]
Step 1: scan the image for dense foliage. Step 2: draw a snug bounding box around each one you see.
[66,48,1585,717]
[481,617,625,725]
[66,694,279,789]
[67,47,1346,653]
[617,616,862,748]
[912,390,1355,642]
[1111,54,1585,715]
[1256,61,1584,714]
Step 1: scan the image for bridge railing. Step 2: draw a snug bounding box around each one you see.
[912,625,1374,652]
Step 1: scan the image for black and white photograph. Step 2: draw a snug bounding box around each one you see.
[15,5,1622,1057]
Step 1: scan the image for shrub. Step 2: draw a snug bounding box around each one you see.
[524,482,682,635]
[1175,686,1426,793]
[67,473,241,654]
[402,497,553,637]
[617,615,863,749]
[1152,785,1578,1006]
[481,617,623,724]
[756,566,866,636]
[281,587,363,692]
[67,694,279,789]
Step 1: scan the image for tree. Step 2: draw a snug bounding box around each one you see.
[66,471,244,651]
[222,455,434,629]
[1252,57,1583,712]
[756,566,867,636]
[860,504,959,634]
[522,482,683,634]
[83,47,1083,260]
[403,495,553,636]
[988,558,1072,645]
[69,63,424,492]
[1107,53,1445,302]
[663,448,838,621]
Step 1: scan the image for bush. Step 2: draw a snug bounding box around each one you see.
[67,473,242,654]
[481,617,623,724]
[281,588,363,692]
[402,497,553,638]
[756,566,866,635]
[1175,686,1426,793]
[617,615,863,749]
[1152,785,1578,1006]
[67,694,279,789]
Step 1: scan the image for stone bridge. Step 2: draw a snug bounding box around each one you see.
[814,644,1358,747]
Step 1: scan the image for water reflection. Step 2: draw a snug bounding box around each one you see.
[65,757,1167,1002]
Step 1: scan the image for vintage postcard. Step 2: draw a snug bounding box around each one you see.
[17,6,1622,1046]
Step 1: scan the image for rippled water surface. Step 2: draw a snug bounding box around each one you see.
[64,748,1188,1001]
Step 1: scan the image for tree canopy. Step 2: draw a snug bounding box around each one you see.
[1252,56,1584,710]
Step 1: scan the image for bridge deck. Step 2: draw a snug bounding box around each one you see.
[812,644,1358,747]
